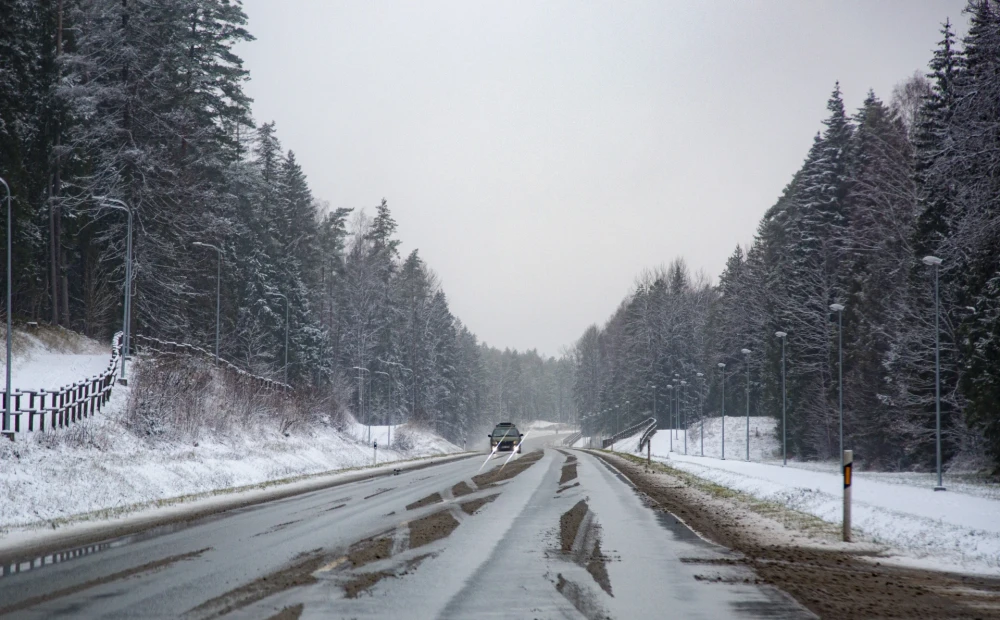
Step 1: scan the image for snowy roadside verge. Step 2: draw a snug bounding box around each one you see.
[652,451,1000,576]
[592,450,1000,619]
[0,449,476,564]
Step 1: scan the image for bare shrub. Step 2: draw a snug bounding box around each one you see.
[392,426,415,452]
[124,354,322,442]
[125,356,213,439]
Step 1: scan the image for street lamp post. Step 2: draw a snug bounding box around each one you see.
[99,199,133,383]
[272,292,289,385]
[2,176,11,437]
[666,385,674,452]
[193,241,222,362]
[742,349,751,461]
[376,370,390,448]
[718,362,726,460]
[673,374,680,439]
[830,303,845,467]
[680,380,688,455]
[923,256,946,491]
[613,404,620,451]
[776,332,788,466]
[696,372,705,456]
[651,384,657,429]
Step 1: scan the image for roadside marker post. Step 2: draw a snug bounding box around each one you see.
[843,449,852,542]
[647,439,651,466]
[373,440,378,467]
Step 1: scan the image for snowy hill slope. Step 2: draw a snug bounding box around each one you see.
[0,325,112,391]
[0,328,465,532]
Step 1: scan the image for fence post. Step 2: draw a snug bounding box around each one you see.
[843,449,853,543]
[36,389,44,431]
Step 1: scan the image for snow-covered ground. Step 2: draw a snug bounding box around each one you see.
[0,326,112,391]
[649,415,779,461]
[523,420,575,434]
[600,416,1000,575]
[344,420,466,454]
[0,412,462,532]
[0,327,465,533]
[657,453,1000,575]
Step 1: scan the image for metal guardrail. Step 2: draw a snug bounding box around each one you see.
[1,332,122,433]
[134,335,291,393]
[562,431,582,447]
[638,420,658,452]
[601,416,657,449]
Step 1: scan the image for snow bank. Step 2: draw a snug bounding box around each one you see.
[649,416,779,461]
[344,420,465,454]
[657,452,1000,575]
[600,416,779,461]
[0,408,461,531]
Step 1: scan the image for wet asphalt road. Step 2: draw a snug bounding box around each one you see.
[0,435,812,619]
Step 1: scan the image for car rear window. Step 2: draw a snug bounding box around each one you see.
[492,427,518,437]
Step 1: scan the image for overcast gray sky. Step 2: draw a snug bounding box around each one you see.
[236,1,969,357]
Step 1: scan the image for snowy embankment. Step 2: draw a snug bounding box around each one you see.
[0,416,461,532]
[523,420,575,434]
[0,326,110,389]
[659,452,1000,575]
[651,415,779,461]
[591,416,1000,574]
[0,327,463,533]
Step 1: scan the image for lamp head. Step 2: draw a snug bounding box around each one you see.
[830,303,845,312]
[922,255,943,266]
[775,331,787,338]
[718,362,726,369]
[741,348,751,355]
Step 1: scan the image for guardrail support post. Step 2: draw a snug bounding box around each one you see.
[647,439,651,465]
[843,449,852,542]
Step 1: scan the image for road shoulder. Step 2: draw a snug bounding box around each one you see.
[591,450,1000,619]
[0,452,477,568]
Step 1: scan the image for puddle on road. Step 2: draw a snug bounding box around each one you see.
[0,514,229,579]
[0,547,211,616]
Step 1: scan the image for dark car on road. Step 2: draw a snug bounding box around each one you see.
[489,422,523,453]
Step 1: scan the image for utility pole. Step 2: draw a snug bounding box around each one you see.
[923,256,946,491]
[2,177,11,438]
[718,363,726,460]
[100,199,132,383]
[680,380,688,455]
[696,372,705,456]
[830,304,845,468]
[742,349,751,461]
[776,332,788,466]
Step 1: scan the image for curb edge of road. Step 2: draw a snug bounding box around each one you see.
[584,449,734,550]
[0,451,479,566]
